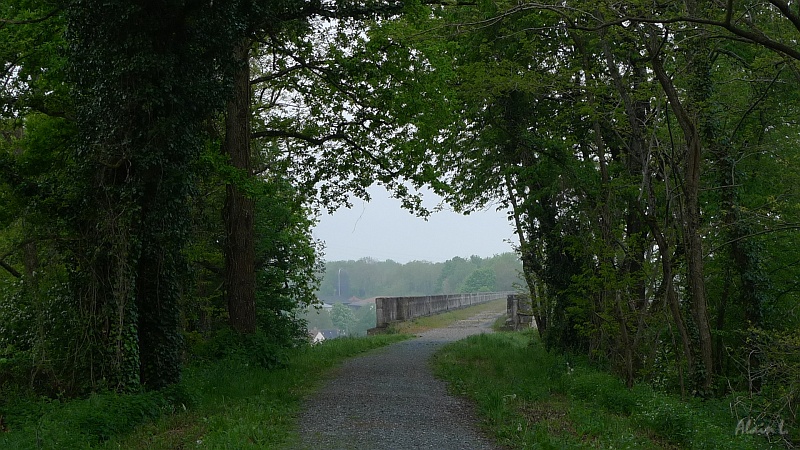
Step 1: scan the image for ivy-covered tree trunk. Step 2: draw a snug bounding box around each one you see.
[715,142,766,392]
[135,167,186,389]
[223,39,257,334]
[68,0,148,391]
[67,0,234,389]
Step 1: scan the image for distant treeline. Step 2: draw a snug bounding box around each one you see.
[317,253,522,301]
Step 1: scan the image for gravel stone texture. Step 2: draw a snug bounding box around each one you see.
[296,308,505,450]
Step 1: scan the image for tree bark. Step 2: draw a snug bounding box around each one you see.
[505,175,546,337]
[223,38,257,334]
[650,49,714,394]
[646,211,695,388]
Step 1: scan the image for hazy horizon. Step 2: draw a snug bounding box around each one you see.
[313,185,518,264]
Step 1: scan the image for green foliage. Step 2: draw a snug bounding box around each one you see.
[0,0,84,393]
[317,253,521,301]
[182,143,322,361]
[353,305,377,333]
[253,176,322,339]
[439,256,479,294]
[330,303,357,335]
[62,0,257,389]
[1,0,329,396]
[187,327,297,371]
[358,0,800,400]
[460,267,496,293]
[729,328,800,430]
[0,268,97,395]
[2,0,799,428]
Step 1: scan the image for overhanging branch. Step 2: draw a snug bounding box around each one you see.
[250,64,306,85]
[444,2,800,62]
[251,129,347,145]
[0,7,62,26]
[251,128,402,178]
[707,224,800,256]
[0,259,21,278]
[571,12,800,61]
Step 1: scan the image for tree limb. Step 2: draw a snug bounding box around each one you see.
[250,64,306,85]
[0,259,21,278]
[574,13,800,61]
[252,128,402,178]
[767,0,800,33]
[0,7,62,26]
[707,224,800,256]
[448,2,800,61]
[0,236,64,279]
[195,260,222,275]
[252,129,347,145]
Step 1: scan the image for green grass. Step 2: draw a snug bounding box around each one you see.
[0,334,409,449]
[433,331,787,449]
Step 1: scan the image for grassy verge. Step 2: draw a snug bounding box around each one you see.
[386,297,507,334]
[0,334,409,449]
[433,331,787,449]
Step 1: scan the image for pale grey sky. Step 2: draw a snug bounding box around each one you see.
[312,185,518,263]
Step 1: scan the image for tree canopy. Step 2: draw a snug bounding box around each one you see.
[1,1,799,435]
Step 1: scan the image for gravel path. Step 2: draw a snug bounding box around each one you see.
[296,308,504,450]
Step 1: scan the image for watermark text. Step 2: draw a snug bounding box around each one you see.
[735,418,789,438]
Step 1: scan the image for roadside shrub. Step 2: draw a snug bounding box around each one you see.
[188,327,295,370]
[634,395,695,447]
[0,387,183,448]
[0,273,91,396]
[567,371,639,415]
[69,392,167,441]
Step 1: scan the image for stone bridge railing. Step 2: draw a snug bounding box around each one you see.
[506,293,535,330]
[370,291,512,331]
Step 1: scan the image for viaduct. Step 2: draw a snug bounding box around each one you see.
[368,291,533,332]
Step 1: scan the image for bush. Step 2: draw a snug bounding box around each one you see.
[567,371,639,415]
[633,395,695,447]
[435,331,779,449]
[0,387,184,448]
[188,327,297,370]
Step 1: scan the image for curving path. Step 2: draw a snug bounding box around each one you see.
[296,308,505,450]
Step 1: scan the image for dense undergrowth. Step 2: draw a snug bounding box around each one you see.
[433,330,796,449]
[0,334,409,449]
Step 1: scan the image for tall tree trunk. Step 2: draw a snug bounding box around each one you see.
[650,47,714,394]
[646,211,695,393]
[505,175,546,337]
[137,167,183,389]
[577,29,648,385]
[589,110,637,380]
[223,38,257,334]
[715,143,765,391]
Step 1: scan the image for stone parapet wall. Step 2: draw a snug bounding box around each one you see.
[506,293,534,330]
[373,292,512,329]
